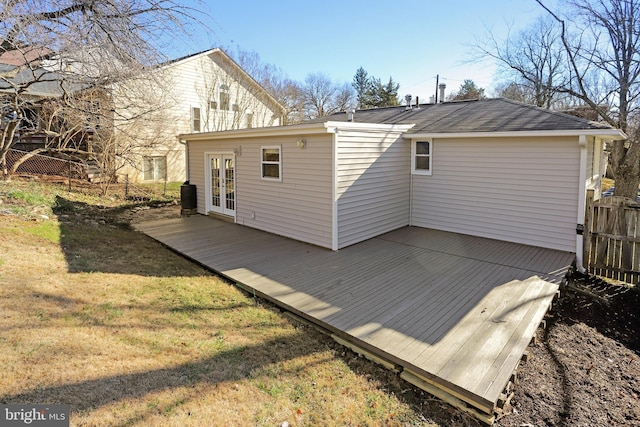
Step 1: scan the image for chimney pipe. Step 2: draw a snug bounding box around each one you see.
[438,83,446,103]
[347,108,355,122]
[404,94,412,110]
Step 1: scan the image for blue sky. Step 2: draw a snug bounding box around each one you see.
[169,0,557,100]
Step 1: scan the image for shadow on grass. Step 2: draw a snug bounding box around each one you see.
[1,195,480,425]
[52,196,199,277]
[0,328,467,426]
[0,288,255,334]
[0,333,321,414]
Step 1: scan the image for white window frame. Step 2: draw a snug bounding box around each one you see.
[260,145,282,181]
[412,139,432,175]
[219,84,230,111]
[142,155,167,181]
[191,107,201,132]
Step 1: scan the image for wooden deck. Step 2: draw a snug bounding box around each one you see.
[135,216,574,423]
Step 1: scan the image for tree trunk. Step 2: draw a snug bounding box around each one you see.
[0,149,7,178]
[0,120,19,179]
[610,140,640,200]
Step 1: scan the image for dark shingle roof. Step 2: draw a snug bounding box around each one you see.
[0,67,73,97]
[312,98,615,133]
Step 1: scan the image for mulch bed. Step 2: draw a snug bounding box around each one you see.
[496,273,640,426]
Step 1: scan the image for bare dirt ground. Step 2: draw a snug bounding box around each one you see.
[132,205,640,427]
[496,274,640,427]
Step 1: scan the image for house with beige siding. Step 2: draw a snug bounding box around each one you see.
[114,48,285,183]
[180,98,624,265]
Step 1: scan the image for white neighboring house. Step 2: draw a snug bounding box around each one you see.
[114,48,285,183]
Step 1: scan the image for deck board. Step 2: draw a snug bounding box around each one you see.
[135,216,574,419]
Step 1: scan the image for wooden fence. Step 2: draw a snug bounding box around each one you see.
[584,190,640,284]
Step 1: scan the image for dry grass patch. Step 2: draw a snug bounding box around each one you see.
[0,180,470,426]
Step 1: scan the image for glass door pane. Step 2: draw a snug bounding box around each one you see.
[211,157,221,208]
[224,157,235,211]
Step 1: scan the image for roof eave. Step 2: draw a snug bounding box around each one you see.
[404,128,627,140]
[179,122,331,141]
[179,121,416,142]
[324,121,415,133]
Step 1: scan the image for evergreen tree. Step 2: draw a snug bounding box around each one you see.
[352,67,372,108]
[379,77,400,106]
[450,79,485,100]
[352,68,400,108]
[367,77,383,108]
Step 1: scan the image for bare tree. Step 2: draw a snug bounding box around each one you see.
[333,83,357,113]
[271,79,305,124]
[0,0,203,181]
[303,73,355,119]
[232,48,304,124]
[477,0,640,199]
[535,0,640,199]
[475,16,567,108]
[303,73,336,119]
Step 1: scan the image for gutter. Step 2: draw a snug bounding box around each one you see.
[179,121,415,142]
[405,128,626,140]
[329,127,339,251]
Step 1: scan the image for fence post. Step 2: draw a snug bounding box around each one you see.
[125,174,129,198]
[163,172,167,196]
[68,159,72,192]
[584,189,595,273]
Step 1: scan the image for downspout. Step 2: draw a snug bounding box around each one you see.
[575,135,588,273]
[329,126,339,251]
[409,138,413,226]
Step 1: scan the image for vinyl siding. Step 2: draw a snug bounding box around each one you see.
[336,130,410,248]
[114,50,282,183]
[188,135,334,248]
[187,139,229,217]
[410,136,580,252]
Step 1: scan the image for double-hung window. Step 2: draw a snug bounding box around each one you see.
[219,85,230,110]
[143,156,167,181]
[261,145,281,181]
[412,140,432,175]
[192,107,201,132]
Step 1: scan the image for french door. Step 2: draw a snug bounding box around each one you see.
[206,153,235,217]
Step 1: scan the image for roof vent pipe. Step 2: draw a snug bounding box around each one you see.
[347,108,355,121]
[438,83,446,103]
[405,94,412,110]
[415,96,420,109]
